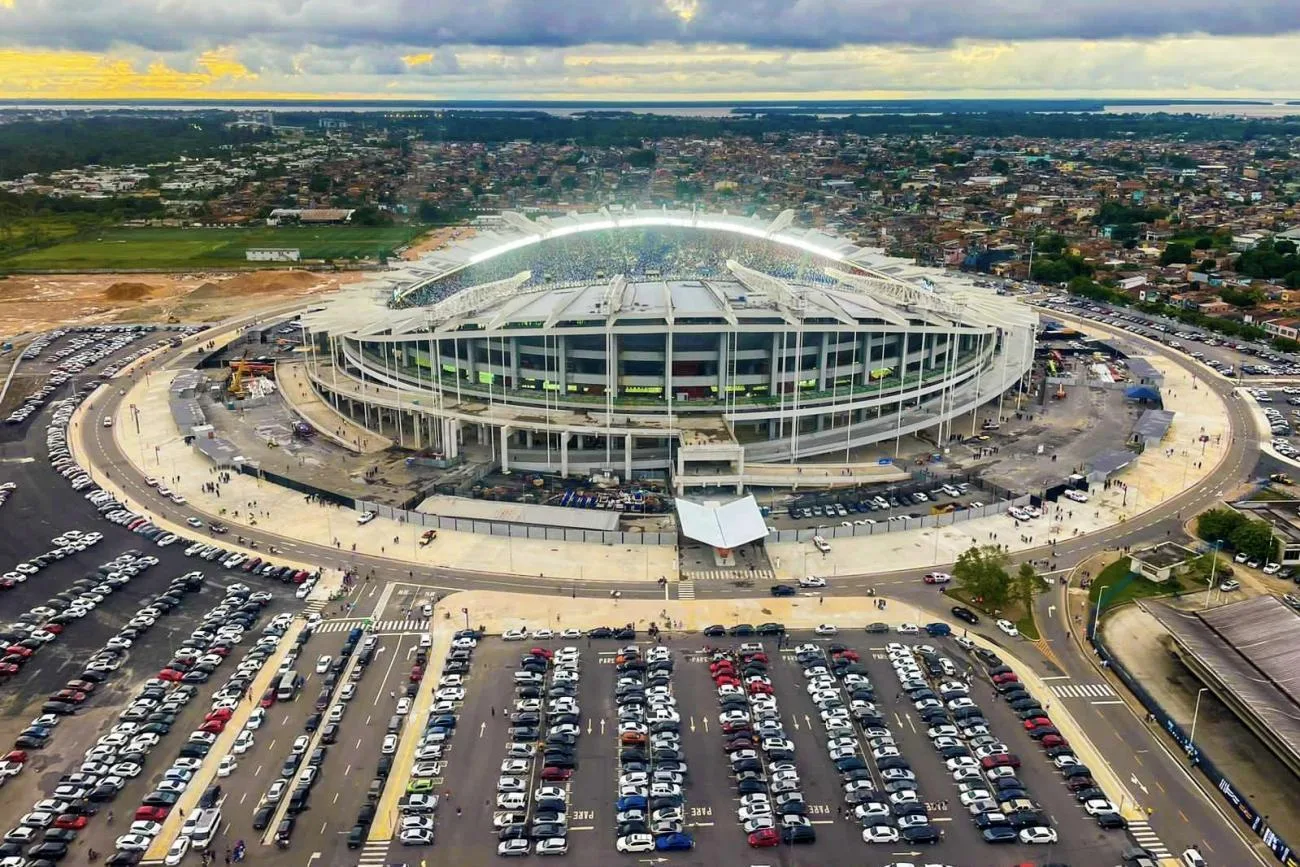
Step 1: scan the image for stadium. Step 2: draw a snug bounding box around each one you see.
[299,208,1037,491]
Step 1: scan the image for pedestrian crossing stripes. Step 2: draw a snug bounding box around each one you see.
[315,617,431,634]
[686,569,776,582]
[1048,682,1116,699]
[356,839,392,865]
[1126,819,1172,858]
[676,579,696,600]
[301,598,327,615]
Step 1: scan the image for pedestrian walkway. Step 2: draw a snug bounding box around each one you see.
[1049,682,1117,699]
[1126,818,1172,858]
[301,598,328,616]
[687,569,776,582]
[315,617,431,634]
[356,838,392,867]
[676,579,696,600]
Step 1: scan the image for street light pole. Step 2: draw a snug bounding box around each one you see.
[1090,584,1110,641]
[1189,687,1209,752]
[1205,541,1222,610]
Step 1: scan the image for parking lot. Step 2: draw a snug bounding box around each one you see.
[769,479,996,532]
[415,629,1136,867]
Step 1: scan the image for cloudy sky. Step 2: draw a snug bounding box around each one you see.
[2,0,1300,101]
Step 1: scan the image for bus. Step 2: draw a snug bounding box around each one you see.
[276,671,300,701]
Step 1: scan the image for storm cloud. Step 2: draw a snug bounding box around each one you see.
[1,0,1298,54]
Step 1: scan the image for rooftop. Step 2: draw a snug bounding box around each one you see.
[1131,541,1197,570]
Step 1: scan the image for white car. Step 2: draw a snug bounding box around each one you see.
[615,834,655,853]
[814,624,838,636]
[315,655,331,674]
[531,628,554,639]
[435,687,465,702]
[164,836,191,866]
[382,734,398,754]
[231,731,254,755]
[245,708,266,730]
[1019,826,1059,844]
[1065,489,1089,502]
[1083,799,1119,816]
[357,511,377,524]
[115,834,153,852]
[217,755,237,777]
[862,825,900,843]
[798,575,826,588]
[896,623,919,635]
[502,628,528,641]
[996,619,1020,637]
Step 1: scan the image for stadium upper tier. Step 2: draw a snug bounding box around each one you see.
[299,209,1037,478]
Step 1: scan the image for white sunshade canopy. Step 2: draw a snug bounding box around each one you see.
[675,495,769,549]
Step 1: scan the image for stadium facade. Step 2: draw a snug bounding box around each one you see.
[299,208,1037,492]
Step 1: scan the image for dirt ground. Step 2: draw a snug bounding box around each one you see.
[0,270,369,336]
[399,226,473,260]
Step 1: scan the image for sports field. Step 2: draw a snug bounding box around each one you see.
[0,225,428,270]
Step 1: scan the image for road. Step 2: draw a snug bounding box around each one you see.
[69,306,1274,866]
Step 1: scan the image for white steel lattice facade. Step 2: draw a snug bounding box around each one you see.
[299,209,1037,488]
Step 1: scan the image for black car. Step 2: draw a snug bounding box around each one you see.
[141,791,180,808]
[252,805,275,830]
[756,622,785,635]
[901,824,941,844]
[1096,811,1127,829]
[703,625,726,637]
[589,628,613,639]
[981,825,1018,843]
[769,585,796,597]
[612,628,635,640]
[782,825,816,844]
[950,606,979,624]
[865,622,890,633]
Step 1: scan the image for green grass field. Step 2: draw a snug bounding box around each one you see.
[0,225,428,270]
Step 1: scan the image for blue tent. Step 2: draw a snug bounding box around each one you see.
[1124,385,1161,403]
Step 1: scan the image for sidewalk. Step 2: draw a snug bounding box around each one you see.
[107,370,675,583]
[277,358,392,454]
[769,350,1231,579]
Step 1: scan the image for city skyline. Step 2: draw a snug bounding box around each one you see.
[1,0,1299,101]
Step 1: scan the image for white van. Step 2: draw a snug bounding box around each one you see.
[1180,849,1207,867]
[187,808,221,847]
[812,535,831,553]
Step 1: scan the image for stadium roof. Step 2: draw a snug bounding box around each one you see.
[675,495,769,549]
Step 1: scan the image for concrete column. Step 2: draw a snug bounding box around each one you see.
[717,332,728,402]
[560,432,570,477]
[556,336,568,392]
[624,433,633,481]
[510,337,520,389]
[526,430,534,449]
[819,333,832,391]
[500,425,510,473]
[769,332,781,394]
[442,419,459,459]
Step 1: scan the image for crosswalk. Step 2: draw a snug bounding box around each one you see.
[301,598,327,616]
[676,579,696,600]
[315,617,431,634]
[1127,818,1172,858]
[1049,682,1117,699]
[686,568,776,582]
[356,838,391,867]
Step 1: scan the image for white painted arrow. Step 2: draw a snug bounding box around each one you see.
[1047,605,1056,618]
[702,717,709,733]
[479,721,486,738]
[600,718,606,735]
[1130,773,1149,795]
[689,717,696,733]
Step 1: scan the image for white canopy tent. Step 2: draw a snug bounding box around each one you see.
[675,495,769,552]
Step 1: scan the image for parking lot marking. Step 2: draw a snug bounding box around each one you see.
[253,764,262,776]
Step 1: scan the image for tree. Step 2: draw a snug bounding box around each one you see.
[1012,562,1044,615]
[990,157,1010,175]
[1193,236,1213,250]
[1229,519,1277,563]
[1196,507,1247,544]
[952,545,1011,610]
[1159,242,1194,266]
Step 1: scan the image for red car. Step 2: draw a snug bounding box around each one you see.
[5,646,33,658]
[831,649,860,662]
[748,828,780,848]
[158,669,183,682]
[135,806,169,821]
[0,663,19,676]
[540,766,571,781]
[52,814,87,830]
[41,624,64,635]
[65,680,95,693]
[1023,717,1052,730]
[209,646,231,657]
[740,652,769,664]
[206,708,234,722]
[293,571,309,584]
[410,666,424,683]
[992,672,1019,684]
[260,688,277,708]
[981,754,1020,769]
[714,675,740,688]
[529,648,554,660]
[4,750,28,764]
[200,719,226,734]
[748,682,774,695]
[722,721,750,734]
[708,660,734,673]
[50,690,87,703]
[1041,734,1068,749]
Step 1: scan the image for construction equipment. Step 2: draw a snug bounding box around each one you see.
[226,351,275,398]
